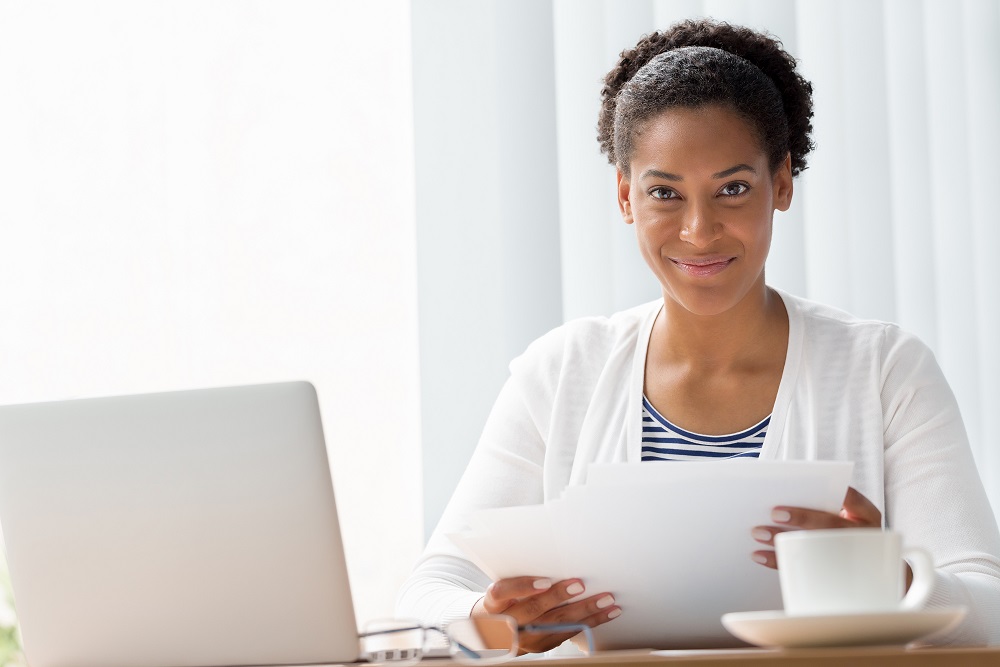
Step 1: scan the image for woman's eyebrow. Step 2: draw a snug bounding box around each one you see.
[639,164,756,181]
[712,164,756,178]
[640,168,682,181]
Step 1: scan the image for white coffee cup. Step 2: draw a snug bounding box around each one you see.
[774,528,934,615]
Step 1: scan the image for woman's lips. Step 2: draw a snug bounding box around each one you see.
[669,256,736,277]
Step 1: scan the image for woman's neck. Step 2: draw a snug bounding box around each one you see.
[652,285,788,374]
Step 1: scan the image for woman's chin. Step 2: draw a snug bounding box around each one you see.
[661,284,764,319]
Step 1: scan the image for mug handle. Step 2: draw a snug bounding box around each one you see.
[900,547,934,611]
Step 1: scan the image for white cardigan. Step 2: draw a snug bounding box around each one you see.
[397,291,1000,645]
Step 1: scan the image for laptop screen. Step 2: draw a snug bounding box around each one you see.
[0,381,360,667]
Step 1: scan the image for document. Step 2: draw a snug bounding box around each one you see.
[449,460,853,650]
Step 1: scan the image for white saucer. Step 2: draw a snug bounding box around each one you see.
[721,607,967,648]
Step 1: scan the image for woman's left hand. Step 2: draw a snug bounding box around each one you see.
[750,486,882,569]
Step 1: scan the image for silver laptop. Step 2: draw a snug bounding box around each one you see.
[0,381,361,667]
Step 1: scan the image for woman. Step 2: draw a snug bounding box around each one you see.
[397,19,1000,650]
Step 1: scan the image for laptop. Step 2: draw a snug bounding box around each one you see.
[0,381,361,667]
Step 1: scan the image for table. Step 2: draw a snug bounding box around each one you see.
[510,646,1000,666]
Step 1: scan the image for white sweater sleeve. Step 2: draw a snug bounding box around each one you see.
[880,326,1000,645]
[395,342,553,626]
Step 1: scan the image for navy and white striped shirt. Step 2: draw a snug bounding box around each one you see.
[641,396,767,461]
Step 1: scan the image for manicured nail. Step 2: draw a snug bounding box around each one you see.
[596,594,615,609]
[771,509,792,524]
[607,608,622,619]
[751,553,768,565]
[566,582,585,595]
[751,528,771,542]
[533,578,552,590]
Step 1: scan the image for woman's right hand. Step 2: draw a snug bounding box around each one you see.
[470,576,621,654]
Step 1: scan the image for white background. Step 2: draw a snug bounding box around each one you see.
[0,0,422,626]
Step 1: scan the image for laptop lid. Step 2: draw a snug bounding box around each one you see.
[0,381,360,667]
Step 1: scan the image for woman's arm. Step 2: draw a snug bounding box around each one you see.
[395,360,621,647]
[879,326,1000,645]
[750,324,1000,645]
[395,374,547,626]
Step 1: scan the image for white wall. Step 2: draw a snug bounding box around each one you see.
[411,0,564,540]
[0,0,422,626]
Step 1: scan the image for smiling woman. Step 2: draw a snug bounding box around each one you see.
[397,17,1000,651]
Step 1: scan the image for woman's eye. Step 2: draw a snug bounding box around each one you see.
[649,187,679,200]
[720,182,749,197]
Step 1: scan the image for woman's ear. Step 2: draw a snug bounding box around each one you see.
[774,153,793,212]
[617,168,634,224]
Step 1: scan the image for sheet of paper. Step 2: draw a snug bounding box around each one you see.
[584,460,851,512]
[448,504,571,582]
[450,460,853,650]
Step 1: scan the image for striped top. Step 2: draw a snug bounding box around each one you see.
[641,396,767,461]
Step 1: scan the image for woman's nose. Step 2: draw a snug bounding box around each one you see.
[678,202,722,247]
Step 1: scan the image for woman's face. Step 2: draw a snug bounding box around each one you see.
[617,105,793,318]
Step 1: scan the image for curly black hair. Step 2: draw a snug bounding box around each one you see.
[597,19,814,178]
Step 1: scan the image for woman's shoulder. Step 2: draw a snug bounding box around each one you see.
[527,298,659,352]
[782,290,897,335]
[512,299,660,375]
[778,290,931,362]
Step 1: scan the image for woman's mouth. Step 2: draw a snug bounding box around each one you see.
[669,256,736,277]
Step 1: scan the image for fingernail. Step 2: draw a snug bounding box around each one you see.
[566,582,585,595]
[752,553,768,565]
[751,528,771,542]
[596,594,615,609]
[533,578,552,590]
[771,509,792,524]
[607,608,622,619]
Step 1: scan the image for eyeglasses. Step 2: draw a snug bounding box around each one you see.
[360,615,595,665]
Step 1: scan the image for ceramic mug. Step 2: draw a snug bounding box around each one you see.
[774,528,934,615]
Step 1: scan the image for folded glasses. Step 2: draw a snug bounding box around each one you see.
[360,614,595,664]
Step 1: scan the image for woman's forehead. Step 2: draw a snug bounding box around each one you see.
[630,106,768,176]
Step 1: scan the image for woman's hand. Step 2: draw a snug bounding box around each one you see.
[751,486,913,589]
[471,576,620,654]
[750,486,883,569]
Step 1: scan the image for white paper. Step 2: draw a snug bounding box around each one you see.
[449,460,853,650]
